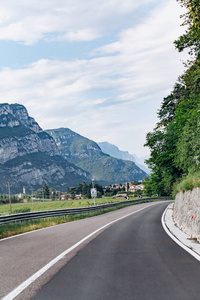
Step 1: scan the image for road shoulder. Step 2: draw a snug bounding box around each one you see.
[162,203,200,260]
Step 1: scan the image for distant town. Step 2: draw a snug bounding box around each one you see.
[1,181,145,206]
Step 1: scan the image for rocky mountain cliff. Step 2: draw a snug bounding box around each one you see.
[46,128,147,185]
[0,103,91,194]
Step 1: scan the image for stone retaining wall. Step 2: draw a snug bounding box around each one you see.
[173,187,200,239]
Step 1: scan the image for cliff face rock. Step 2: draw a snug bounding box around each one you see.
[0,104,91,193]
[46,128,147,185]
[0,103,58,164]
[0,103,42,133]
[173,188,200,240]
[0,130,59,164]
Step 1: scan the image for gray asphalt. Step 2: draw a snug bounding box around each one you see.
[0,201,161,299]
[33,202,200,300]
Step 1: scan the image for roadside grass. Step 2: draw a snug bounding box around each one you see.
[0,214,84,239]
[173,171,200,197]
[0,198,161,239]
[0,196,134,216]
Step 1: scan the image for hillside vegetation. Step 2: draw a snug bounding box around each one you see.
[46,128,147,185]
[144,0,200,196]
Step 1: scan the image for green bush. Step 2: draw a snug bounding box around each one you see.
[173,171,200,197]
[13,208,31,214]
[97,191,102,198]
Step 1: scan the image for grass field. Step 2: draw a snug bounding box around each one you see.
[0,197,166,239]
[0,196,135,215]
[0,197,146,239]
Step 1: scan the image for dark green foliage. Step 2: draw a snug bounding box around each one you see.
[145,59,200,196]
[13,208,31,214]
[134,189,143,197]
[174,0,200,58]
[144,1,200,196]
[68,181,104,198]
[157,83,185,125]
[42,184,50,199]
[0,194,20,205]
[35,184,50,199]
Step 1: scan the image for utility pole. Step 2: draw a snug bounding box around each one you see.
[31,187,33,211]
[8,182,12,214]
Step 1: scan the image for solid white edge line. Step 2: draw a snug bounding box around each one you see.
[161,205,200,262]
[2,202,158,300]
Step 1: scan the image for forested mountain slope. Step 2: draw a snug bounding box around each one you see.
[46,128,147,185]
[98,141,150,174]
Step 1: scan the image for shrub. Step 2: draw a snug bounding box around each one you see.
[173,171,200,197]
[13,208,31,214]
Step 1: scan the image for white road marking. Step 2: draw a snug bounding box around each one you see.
[0,218,80,242]
[2,202,158,300]
[161,205,200,262]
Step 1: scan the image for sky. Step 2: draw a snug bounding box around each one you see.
[0,0,189,157]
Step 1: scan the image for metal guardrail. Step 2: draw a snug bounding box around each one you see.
[0,197,173,225]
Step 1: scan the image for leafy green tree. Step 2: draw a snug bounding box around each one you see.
[134,189,143,197]
[42,184,50,199]
[97,191,102,198]
[145,62,200,195]
[174,0,200,58]
[67,181,104,198]
[144,0,200,196]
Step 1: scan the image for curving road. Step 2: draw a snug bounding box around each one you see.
[33,202,200,300]
[0,201,166,299]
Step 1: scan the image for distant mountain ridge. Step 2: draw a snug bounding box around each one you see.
[46,128,147,185]
[0,103,91,193]
[98,142,137,162]
[98,142,150,174]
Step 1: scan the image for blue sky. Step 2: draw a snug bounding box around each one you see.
[0,0,188,157]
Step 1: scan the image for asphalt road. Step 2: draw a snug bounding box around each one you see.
[33,202,200,300]
[0,201,164,299]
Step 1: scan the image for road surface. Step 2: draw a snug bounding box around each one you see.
[33,202,200,300]
[1,201,165,299]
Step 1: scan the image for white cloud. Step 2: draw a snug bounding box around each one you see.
[54,29,100,42]
[0,0,189,156]
[0,0,159,44]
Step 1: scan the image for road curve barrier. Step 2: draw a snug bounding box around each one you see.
[0,197,173,225]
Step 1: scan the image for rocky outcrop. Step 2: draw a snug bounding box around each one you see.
[0,130,59,164]
[0,103,91,193]
[173,188,200,239]
[0,103,42,133]
[0,104,58,164]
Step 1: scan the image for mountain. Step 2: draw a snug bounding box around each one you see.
[98,142,136,161]
[98,142,150,174]
[0,104,91,194]
[46,128,147,185]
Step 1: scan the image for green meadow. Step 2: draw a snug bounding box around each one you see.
[0,196,134,216]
